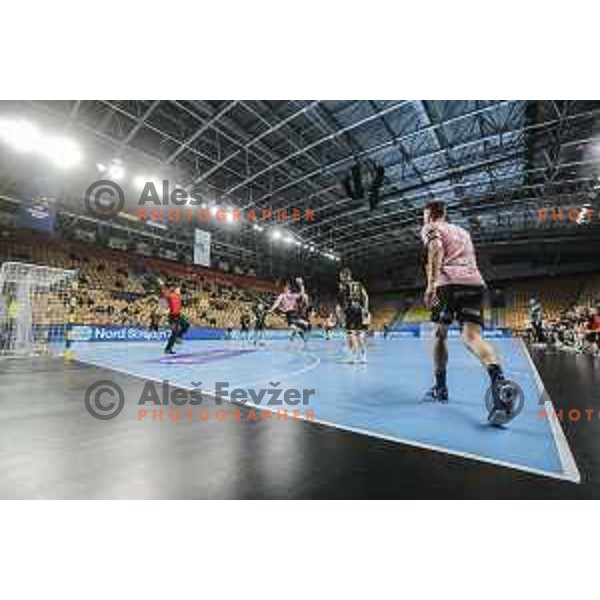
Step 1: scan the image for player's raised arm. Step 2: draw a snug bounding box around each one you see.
[270,292,283,313]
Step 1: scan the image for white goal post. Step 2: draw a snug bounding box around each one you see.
[0,262,77,357]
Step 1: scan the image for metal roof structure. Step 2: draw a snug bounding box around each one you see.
[2,100,600,275]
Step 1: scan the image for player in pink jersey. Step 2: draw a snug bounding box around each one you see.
[421,200,519,425]
[271,277,310,344]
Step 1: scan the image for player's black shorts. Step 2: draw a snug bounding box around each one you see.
[345,304,365,331]
[255,318,266,331]
[431,285,485,327]
[285,311,307,329]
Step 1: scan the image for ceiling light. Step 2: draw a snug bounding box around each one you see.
[42,135,82,168]
[133,175,147,189]
[108,162,125,181]
[0,118,82,168]
[0,119,41,154]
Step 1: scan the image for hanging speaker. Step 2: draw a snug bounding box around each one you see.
[351,164,364,199]
[368,165,385,210]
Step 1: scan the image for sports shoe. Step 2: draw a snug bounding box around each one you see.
[488,378,517,425]
[424,385,449,403]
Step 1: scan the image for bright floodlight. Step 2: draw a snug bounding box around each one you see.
[96,163,106,173]
[0,118,82,168]
[271,229,282,241]
[283,235,293,244]
[43,135,82,169]
[108,162,125,180]
[0,119,42,154]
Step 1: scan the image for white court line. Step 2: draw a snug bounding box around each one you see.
[75,346,322,406]
[76,342,322,392]
[75,340,580,484]
[518,339,580,483]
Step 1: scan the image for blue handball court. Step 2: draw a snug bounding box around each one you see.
[75,331,580,484]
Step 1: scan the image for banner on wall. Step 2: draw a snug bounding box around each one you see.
[193,228,211,266]
[65,324,512,344]
[19,197,55,232]
[70,325,224,342]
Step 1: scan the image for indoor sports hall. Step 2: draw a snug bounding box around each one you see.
[1,100,600,499]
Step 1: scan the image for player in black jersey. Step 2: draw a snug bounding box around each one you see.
[149,308,161,333]
[337,268,369,363]
[297,284,313,344]
[253,301,267,346]
[529,297,545,344]
[239,312,251,342]
[383,322,391,340]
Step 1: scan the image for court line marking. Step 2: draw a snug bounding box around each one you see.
[518,338,581,483]
[223,347,322,390]
[73,344,321,396]
[74,339,579,485]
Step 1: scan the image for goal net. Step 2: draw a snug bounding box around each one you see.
[0,262,77,357]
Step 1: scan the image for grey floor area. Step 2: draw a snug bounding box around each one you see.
[0,349,599,499]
